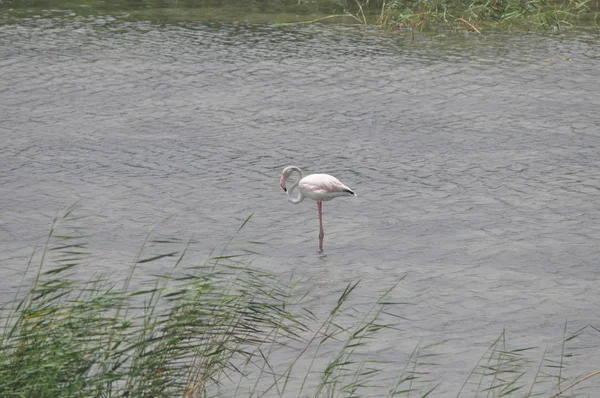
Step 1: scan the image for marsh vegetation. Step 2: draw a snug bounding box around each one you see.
[1,0,598,30]
[1,207,599,397]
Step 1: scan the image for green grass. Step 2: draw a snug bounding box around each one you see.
[1,0,598,30]
[1,206,599,397]
[375,0,599,32]
[0,206,428,397]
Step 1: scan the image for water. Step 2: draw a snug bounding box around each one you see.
[1,11,600,395]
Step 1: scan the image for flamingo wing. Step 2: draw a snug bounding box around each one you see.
[299,174,355,201]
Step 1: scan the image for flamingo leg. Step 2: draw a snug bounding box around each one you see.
[317,201,324,252]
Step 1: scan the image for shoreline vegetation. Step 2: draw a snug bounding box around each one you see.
[1,207,599,396]
[1,0,599,31]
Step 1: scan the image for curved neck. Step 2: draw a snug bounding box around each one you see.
[286,167,304,204]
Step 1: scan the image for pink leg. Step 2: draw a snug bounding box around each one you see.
[317,201,324,252]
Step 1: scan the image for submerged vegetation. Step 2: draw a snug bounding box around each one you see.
[1,0,598,31]
[0,206,599,397]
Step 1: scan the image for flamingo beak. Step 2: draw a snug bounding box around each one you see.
[280,175,286,192]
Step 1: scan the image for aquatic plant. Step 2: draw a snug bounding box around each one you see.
[0,206,429,397]
[0,206,599,397]
[1,0,597,30]
[375,0,595,31]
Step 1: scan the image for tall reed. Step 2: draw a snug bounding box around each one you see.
[1,206,598,397]
[375,0,594,31]
[0,207,425,397]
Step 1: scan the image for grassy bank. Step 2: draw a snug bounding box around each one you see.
[374,0,598,32]
[1,0,598,31]
[0,207,598,397]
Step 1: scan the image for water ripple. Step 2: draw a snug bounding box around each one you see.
[1,16,600,394]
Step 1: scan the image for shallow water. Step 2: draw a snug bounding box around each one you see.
[1,12,600,395]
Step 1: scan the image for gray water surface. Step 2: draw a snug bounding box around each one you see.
[1,16,600,395]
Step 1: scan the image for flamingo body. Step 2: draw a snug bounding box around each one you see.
[298,174,355,202]
[280,166,356,252]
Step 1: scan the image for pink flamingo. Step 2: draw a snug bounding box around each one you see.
[280,166,357,252]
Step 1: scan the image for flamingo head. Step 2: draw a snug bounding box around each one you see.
[281,166,301,192]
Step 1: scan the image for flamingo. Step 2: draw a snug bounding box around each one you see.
[280,166,357,252]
